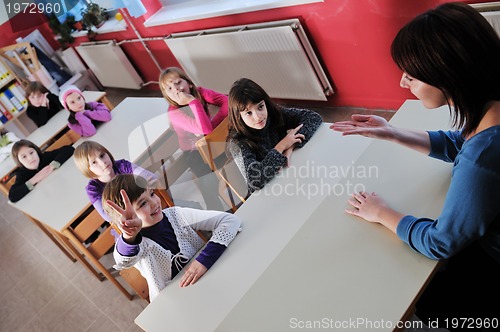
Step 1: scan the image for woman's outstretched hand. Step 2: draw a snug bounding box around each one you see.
[106,189,142,241]
[330,114,394,140]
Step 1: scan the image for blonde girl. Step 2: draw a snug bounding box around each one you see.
[74,141,157,221]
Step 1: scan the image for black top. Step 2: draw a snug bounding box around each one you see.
[26,93,63,127]
[8,145,74,202]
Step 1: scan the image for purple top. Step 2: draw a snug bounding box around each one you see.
[85,159,157,221]
[68,101,111,137]
[116,213,225,274]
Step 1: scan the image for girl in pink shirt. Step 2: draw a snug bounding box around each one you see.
[159,67,226,211]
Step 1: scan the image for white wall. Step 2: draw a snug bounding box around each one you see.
[0,0,10,25]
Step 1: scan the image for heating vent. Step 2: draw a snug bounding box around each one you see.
[481,11,500,35]
[76,41,143,89]
[165,19,333,101]
[471,2,500,35]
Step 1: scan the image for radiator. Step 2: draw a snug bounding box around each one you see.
[482,11,500,35]
[471,2,500,35]
[165,19,333,101]
[75,41,143,89]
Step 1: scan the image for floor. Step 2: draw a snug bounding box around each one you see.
[0,86,395,332]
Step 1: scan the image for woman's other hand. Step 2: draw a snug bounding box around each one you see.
[330,114,394,140]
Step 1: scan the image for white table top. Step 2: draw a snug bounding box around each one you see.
[11,97,170,231]
[135,100,452,332]
[0,91,108,179]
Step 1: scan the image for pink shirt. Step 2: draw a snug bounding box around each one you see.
[167,87,228,151]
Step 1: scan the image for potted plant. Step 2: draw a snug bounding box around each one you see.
[49,14,76,49]
[81,2,108,30]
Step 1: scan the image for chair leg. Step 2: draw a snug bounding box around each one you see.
[64,230,134,300]
[25,215,77,262]
[53,231,105,281]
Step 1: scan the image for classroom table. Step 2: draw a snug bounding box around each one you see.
[9,97,171,298]
[11,97,169,231]
[135,100,452,332]
[0,90,110,195]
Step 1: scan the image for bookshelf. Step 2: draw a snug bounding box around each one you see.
[0,56,31,136]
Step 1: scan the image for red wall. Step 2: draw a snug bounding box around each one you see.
[0,0,495,110]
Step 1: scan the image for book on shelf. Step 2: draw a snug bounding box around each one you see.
[0,92,19,116]
[0,61,12,86]
[8,83,27,109]
[2,88,23,112]
[0,101,13,121]
[0,112,7,124]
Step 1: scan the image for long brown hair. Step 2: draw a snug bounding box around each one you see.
[227,78,285,158]
[74,141,116,179]
[11,139,42,168]
[159,67,207,113]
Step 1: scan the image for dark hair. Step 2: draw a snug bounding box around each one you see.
[74,141,116,179]
[159,66,207,113]
[391,2,500,137]
[67,105,91,124]
[227,78,285,157]
[25,81,49,100]
[11,139,43,168]
[102,174,149,223]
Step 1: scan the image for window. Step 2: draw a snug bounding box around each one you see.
[145,0,323,27]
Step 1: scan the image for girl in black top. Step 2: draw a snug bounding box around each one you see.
[9,139,74,202]
[25,81,63,127]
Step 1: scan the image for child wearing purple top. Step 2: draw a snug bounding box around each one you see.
[103,174,241,301]
[59,85,111,137]
[74,141,157,222]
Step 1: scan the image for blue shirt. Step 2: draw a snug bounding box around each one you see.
[396,127,500,262]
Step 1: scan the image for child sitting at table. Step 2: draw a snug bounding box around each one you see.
[25,81,64,127]
[103,174,241,301]
[9,139,74,202]
[227,78,322,193]
[159,66,227,211]
[59,85,111,137]
[74,141,157,222]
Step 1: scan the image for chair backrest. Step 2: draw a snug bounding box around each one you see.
[218,159,249,211]
[109,222,151,303]
[195,117,229,172]
[45,130,80,152]
[137,128,189,192]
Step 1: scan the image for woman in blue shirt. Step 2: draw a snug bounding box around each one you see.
[330,2,499,328]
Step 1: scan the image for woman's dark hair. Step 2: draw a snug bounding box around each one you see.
[391,2,500,137]
[227,78,285,157]
[11,139,43,168]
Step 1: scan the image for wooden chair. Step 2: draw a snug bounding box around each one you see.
[112,222,151,303]
[45,130,80,152]
[195,117,229,172]
[218,159,249,211]
[62,207,134,300]
[136,128,189,196]
[195,118,249,211]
